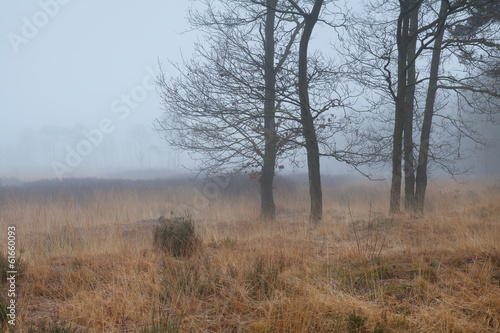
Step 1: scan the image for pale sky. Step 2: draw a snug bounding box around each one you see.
[1,1,197,178]
[1,1,498,180]
[2,1,193,131]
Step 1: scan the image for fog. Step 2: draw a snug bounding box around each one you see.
[1,1,195,180]
[1,1,499,182]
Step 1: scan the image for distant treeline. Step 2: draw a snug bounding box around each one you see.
[0,173,356,201]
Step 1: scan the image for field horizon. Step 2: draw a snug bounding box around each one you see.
[0,176,499,332]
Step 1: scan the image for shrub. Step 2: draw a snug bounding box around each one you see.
[153,215,201,257]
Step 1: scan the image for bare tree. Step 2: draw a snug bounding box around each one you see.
[343,0,500,214]
[156,0,303,221]
[293,0,325,223]
[253,0,354,223]
[415,0,500,213]
[157,0,358,222]
[390,0,421,213]
[261,0,279,220]
[413,0,449,213]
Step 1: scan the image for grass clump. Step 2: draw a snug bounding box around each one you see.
[246,254,287,300]
[139,308,183,333]
[0,299,8,332]
[153,215,201,257]
[346,309,367,332]
[160,259,219,301]
[27,321,83,333]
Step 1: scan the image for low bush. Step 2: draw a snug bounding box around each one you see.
[153,215,201,257]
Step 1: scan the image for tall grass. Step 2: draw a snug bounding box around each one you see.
[0,177,499,332]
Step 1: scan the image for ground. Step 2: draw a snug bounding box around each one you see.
[0,177,499,332]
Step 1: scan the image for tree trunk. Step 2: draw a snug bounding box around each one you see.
[390,4,410,214]
[298,0,324,223]
[415,0,448,214]
[260,0,278,221]
[403,1,420,211]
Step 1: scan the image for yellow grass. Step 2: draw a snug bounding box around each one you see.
[0,178,499,332]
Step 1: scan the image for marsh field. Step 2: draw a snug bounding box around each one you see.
[0,176,499,332]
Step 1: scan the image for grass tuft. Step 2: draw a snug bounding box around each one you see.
[346,309,367,332]
[153,215,201,257]
[138,306,182,333]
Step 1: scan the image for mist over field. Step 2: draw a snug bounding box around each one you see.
[1,1,193,181]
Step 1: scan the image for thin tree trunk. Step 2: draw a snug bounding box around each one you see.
[415,0,448,214]
[297,0,324,223]
[403,1,420,211]
[390,4,410,214]
[260,0,278,221]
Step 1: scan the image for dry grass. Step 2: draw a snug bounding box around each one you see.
[0,177,499,332]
